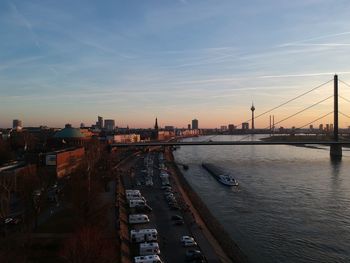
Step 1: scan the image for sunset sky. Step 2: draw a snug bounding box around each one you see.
[1,0,350,128]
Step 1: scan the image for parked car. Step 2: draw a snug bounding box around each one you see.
[181,236,197,247]
[173,219,184,226]
[169,204,180,210]
[186,250,203,261]
[4,217,22,225]
[135,205,153,213]
[171,215,183,221]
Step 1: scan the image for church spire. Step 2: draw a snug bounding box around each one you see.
[154,117,158,130]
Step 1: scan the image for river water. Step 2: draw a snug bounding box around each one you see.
[173,135,350,263]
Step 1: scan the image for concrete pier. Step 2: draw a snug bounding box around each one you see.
[330,144,342,160]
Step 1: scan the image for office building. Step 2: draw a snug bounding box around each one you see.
[104,119,116,131]
[13,119,22,130]
[192,119,198,130]
[228,124,235,132]
[242,122,249,130]
[97,116,103,129]
[45,147,85,178]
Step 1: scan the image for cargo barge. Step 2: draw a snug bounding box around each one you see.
[202,163,238,186]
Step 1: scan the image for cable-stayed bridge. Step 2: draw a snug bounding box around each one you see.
[112,75,350,159]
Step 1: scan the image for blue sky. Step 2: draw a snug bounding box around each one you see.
[1,0,350,128]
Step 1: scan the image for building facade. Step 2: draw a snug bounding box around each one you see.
[45,147,85,178]
[242,122,249,130]
[114,134,141,143]
[104,119,115,131]
[192,119,198,130]
[13,119,22,130]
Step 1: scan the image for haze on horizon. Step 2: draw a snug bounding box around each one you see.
[1,0,350,129]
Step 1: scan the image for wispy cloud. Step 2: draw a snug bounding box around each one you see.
[287,43,350,47]
[0,55,43,71]
[9,1,40,48]
[278,31,350,47]
[259,71,350,79]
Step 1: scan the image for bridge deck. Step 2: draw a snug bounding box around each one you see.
[111,141,350,147]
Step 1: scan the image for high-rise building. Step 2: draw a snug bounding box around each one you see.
[13,119,22,130]
[97,116,103,129]
[188,124,191,130]
[192,119,198,130]
[242,122,249,130]
[326,124,330,132]
[104,119,115,131]
[228,124,235,132]
[319,124,324,131]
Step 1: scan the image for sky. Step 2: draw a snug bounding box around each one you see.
[1,0,350,129]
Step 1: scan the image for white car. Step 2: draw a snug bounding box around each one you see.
[182,239,197,247]
[181,236,197,246]
[181,236,194,242]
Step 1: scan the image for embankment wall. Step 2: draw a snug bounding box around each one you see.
[170,153,249,263]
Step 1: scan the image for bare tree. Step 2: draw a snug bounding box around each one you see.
[0,173,15,219]
[60,225,117,263]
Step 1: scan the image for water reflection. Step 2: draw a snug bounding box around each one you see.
[174,135,350,263]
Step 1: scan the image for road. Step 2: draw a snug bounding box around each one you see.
[121,151,228,263]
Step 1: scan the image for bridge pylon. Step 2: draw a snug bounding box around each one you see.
[330,74,342,160]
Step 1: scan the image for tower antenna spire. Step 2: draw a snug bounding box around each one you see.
[251,102,255,130]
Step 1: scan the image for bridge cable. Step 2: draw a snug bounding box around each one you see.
[238,95,333,141]
[339,79,350,88]
[273,95,333,127]
[339,111,350,119]
[201,79,333,143]
[339,95,350,103]
[235,79,333,129]
[296,111,334,129]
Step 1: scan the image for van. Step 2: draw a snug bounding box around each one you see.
[129,214,150,224]
[126,192,142,199]
[126,189,141,195]
[129,199,146,208]
[134,254,163,263]
[127,195,146,202]
[130,229,158,243]
[139,242,160,256]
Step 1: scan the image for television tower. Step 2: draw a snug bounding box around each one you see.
[251,102,255,130]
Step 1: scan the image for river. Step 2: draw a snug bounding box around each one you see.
[173,135,350,263]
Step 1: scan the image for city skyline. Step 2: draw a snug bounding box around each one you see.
[1,1,350,128]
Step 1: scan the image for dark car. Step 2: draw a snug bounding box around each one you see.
[186,250,203,261]
[134,204,152,213]
[170,204,180,210]
[171,215,183,221]
[173,219,184,225]
[4,217,22,226]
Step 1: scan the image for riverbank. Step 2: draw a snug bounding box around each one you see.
[165,148,249,263]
